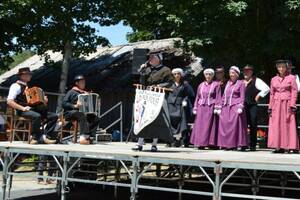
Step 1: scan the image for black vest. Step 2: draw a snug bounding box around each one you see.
[245,78,259,105]
[15,82,28,106]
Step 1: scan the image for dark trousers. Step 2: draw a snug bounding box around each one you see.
[245,104,258,149]
[64,110,100,137]
[37,155,54,181]
[18,110,58,141]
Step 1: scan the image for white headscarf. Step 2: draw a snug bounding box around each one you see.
[172,68,185,76]
[203,68,215,76]
[229,66,240,75]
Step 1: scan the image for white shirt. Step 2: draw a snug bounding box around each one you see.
[7,81,27,101]
[295,74,300,92]
[255,78,270,98]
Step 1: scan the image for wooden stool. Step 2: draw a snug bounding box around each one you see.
[59,113,79,143]
[7,107,32,143]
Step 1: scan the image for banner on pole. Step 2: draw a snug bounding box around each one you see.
[133,89,165,135]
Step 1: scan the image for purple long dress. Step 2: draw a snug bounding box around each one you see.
[218,79,248,148]
[190,81,221,147]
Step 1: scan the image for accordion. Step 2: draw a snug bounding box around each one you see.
[25,87,46,106]
[78,93,100,115]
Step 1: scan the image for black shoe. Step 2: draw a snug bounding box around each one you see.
[250,147,256,151]
[132,145,143,151]
[288,149,299,154]
[151,145,158,152]
[238,147,247,152]
[174,140,181,147]
[198,146,205,150]
[273,149,285,154]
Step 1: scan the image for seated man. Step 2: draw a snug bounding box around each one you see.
[7,67,57,144]
[62,75,100,145]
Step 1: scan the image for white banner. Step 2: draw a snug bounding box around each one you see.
[133,89,165,135]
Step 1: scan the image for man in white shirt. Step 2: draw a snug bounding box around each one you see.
[243,65,270,151]
[7,67,57,144]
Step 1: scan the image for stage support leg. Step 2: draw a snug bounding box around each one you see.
[213,164,222,200]
[130,159,139,200]
[60,152,69,200]
[114,160,120,199]
[1,149,9,200]
[251,170,259,200]
[178,165,184,200]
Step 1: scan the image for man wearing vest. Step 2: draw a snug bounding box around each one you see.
[243,65,270,151]
[7,67,57,144]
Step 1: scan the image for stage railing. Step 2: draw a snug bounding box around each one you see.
[99,101,123,142]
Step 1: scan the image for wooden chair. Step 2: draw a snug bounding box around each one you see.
[59,113,79,143]
[7,107,32,143]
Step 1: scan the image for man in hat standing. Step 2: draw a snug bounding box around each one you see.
[7,67,57,144]
[243,65,270,151]
[215,66,227,95]
[133,52,173,152]
[62,74,100,144]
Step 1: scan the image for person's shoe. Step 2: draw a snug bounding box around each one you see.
[288,149,299,154]
[79,138,91,145]
[273,149,285,153]
[29,139,38,145]
[37,179,45,185]
[46,179,56,184]
[132,145,143,151]
[250,147,256,151]
[44,138,57,144]
[238,147,247,152]
[174,140,181,147]
[198,146,205,150]
[151,145,158,152]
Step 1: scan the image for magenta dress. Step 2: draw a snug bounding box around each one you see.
[190,81,221,147]
[268,74,299,150]
[218,79,248,148]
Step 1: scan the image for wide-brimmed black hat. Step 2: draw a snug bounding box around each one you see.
[275,59,290,66]
[243,65,254,71]
[18,67,31,75]
[73,74,85,83]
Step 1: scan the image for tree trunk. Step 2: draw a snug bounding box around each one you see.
[56,41,72,112]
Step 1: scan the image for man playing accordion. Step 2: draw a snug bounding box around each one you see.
[62,75,100,145]
[7,67,58,144]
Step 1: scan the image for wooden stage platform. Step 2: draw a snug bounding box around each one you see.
[0,142,300,200]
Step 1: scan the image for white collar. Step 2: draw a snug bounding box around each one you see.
[17,80,28,86]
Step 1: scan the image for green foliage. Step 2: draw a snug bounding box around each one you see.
[0,0,120,64]
[116,0,300,70]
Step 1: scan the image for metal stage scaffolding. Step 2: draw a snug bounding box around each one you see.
[0,142,300,200]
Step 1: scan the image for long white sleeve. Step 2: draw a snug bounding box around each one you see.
[295,74,300,92]
[255,78,270,98]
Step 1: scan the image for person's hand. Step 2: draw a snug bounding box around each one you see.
[74,100,82,108]
[22,106,31,112]
[182,100,187,107]
[44,96,48,104]
[290,107,297,114]
[237,108,243,114]
[268,109,272,117]
[255,95,260,103]
[214,108,221,115]
[193,110,197,115]
[140,63,147,69]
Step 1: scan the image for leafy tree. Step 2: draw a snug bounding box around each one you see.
[117,0,300,76]
[0,0,120,109]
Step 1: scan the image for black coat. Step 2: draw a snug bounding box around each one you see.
[167,81,195,135]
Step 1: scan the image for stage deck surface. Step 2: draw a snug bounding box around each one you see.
[0,142,299,171]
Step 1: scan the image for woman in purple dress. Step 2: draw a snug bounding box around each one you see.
[218,66,248,150]
[190,68,222,148]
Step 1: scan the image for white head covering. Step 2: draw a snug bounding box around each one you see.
[172,68,185,76]
[229,66,240,75]
[203,68,215,76]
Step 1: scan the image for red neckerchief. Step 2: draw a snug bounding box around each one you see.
[72,86,88,94]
